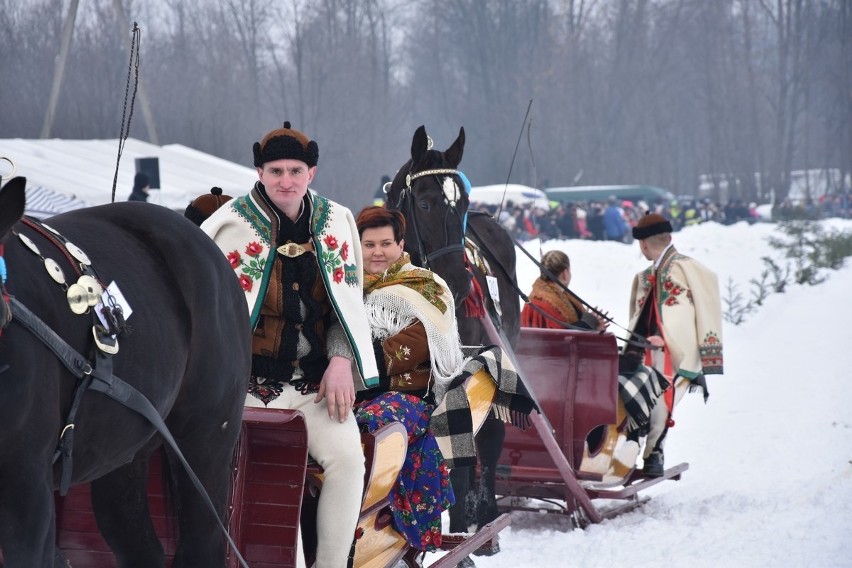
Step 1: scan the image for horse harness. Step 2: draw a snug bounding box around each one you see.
[391,166,473,270]
[0,217,251,567]
[391,168,506,322]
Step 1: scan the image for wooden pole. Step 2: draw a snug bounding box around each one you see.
[111,0,159,145]
[40,0,80,139]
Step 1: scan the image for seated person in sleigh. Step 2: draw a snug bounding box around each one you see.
[354,206,536,553]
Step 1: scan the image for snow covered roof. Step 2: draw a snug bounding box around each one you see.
[0,138,257,218]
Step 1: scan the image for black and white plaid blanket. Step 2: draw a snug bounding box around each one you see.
[619,365,670,433]
[430,345,537,469]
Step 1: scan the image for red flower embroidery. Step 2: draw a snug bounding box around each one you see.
[333,267,344,283]
[239,274,253,292]
[245,241,263,257]
[323,235,339,250]
[340,241,349,261]
[227,251,241,268]
[664,280,674,291]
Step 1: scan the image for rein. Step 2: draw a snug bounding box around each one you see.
[8,299,249,568]
[465,213,655,351]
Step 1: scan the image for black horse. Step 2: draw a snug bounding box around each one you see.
[0,177,251,567]
[385,126,521,545]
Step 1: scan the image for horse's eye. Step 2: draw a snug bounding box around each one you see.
[418,201,430,211]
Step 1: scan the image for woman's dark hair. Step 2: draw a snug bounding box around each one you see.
[355,206,406,242]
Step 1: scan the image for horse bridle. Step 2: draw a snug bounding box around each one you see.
[0,243,10,335]
[392,167,472,269]
[0,158,15,332]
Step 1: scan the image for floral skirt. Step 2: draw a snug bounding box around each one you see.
[355,392,455,551]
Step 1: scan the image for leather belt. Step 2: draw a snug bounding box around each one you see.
[277,241,314,258]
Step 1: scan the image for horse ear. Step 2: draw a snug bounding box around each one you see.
[0,176,26,238]
[444,127,465,168]
[411,125,429,166]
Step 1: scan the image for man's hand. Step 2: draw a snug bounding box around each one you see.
[315,355,356,423]
[646,334,666,348]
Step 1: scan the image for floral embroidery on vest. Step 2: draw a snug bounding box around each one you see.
[226,196,274,293]
[311,194,359,287]
[233,196,272,244]
[660,276,686,306]
[227,241,267,292]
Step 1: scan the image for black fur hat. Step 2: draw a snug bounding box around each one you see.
[632,212,673,240]
[252,121,319,168]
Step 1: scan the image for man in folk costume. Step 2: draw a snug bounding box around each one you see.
[201,122,379,568]
[627,213,723,477]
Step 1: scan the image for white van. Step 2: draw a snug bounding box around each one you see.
[469,184,550,210]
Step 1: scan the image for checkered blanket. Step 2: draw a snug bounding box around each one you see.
[619,365,670,433]
[430,345,537,469]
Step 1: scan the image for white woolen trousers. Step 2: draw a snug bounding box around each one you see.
[246,385,365,568]
[643,374,689,460]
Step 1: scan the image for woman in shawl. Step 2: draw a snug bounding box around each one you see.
[354,206,464,552]
[521,250,607,330]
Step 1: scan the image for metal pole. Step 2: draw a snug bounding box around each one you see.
[111,0,159,145]
[40,0,80,139]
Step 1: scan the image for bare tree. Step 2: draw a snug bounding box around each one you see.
[2,0,849,209]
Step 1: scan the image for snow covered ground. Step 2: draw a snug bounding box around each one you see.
[428,218,852,568]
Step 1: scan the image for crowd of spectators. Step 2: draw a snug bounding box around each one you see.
[773,192,852,221]
[475,190,852,243]
[471,193,841,244]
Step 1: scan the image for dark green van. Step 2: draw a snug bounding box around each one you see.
[545,185,675,205]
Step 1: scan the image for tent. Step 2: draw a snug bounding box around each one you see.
[0,138,257,217]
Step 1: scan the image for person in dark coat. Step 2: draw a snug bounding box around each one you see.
[128,172,150,202]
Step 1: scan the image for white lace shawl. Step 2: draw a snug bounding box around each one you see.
[364,265,465,403]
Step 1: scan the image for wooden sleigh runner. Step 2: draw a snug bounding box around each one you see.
[52,370,509,568]
[494,326,688,524]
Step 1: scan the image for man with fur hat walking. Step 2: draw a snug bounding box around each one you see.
[202,122,379,567]
[626,213,724,477]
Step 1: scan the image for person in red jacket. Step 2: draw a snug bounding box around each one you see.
[521,250,607,330]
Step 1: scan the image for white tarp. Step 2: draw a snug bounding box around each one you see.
[24,185,92,219]
[0,138,257,214]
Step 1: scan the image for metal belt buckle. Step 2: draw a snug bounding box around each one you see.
[277,242,306,258]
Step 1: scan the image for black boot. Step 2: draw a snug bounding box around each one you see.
[642,450,664,478]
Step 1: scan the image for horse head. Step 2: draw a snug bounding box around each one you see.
[0,176,26,331]
[386,125,473,309]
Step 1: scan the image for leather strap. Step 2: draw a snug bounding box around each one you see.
[8,296,250,568]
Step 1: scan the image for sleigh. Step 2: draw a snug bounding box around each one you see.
[494,326,688,522]
[52,370,509,567]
